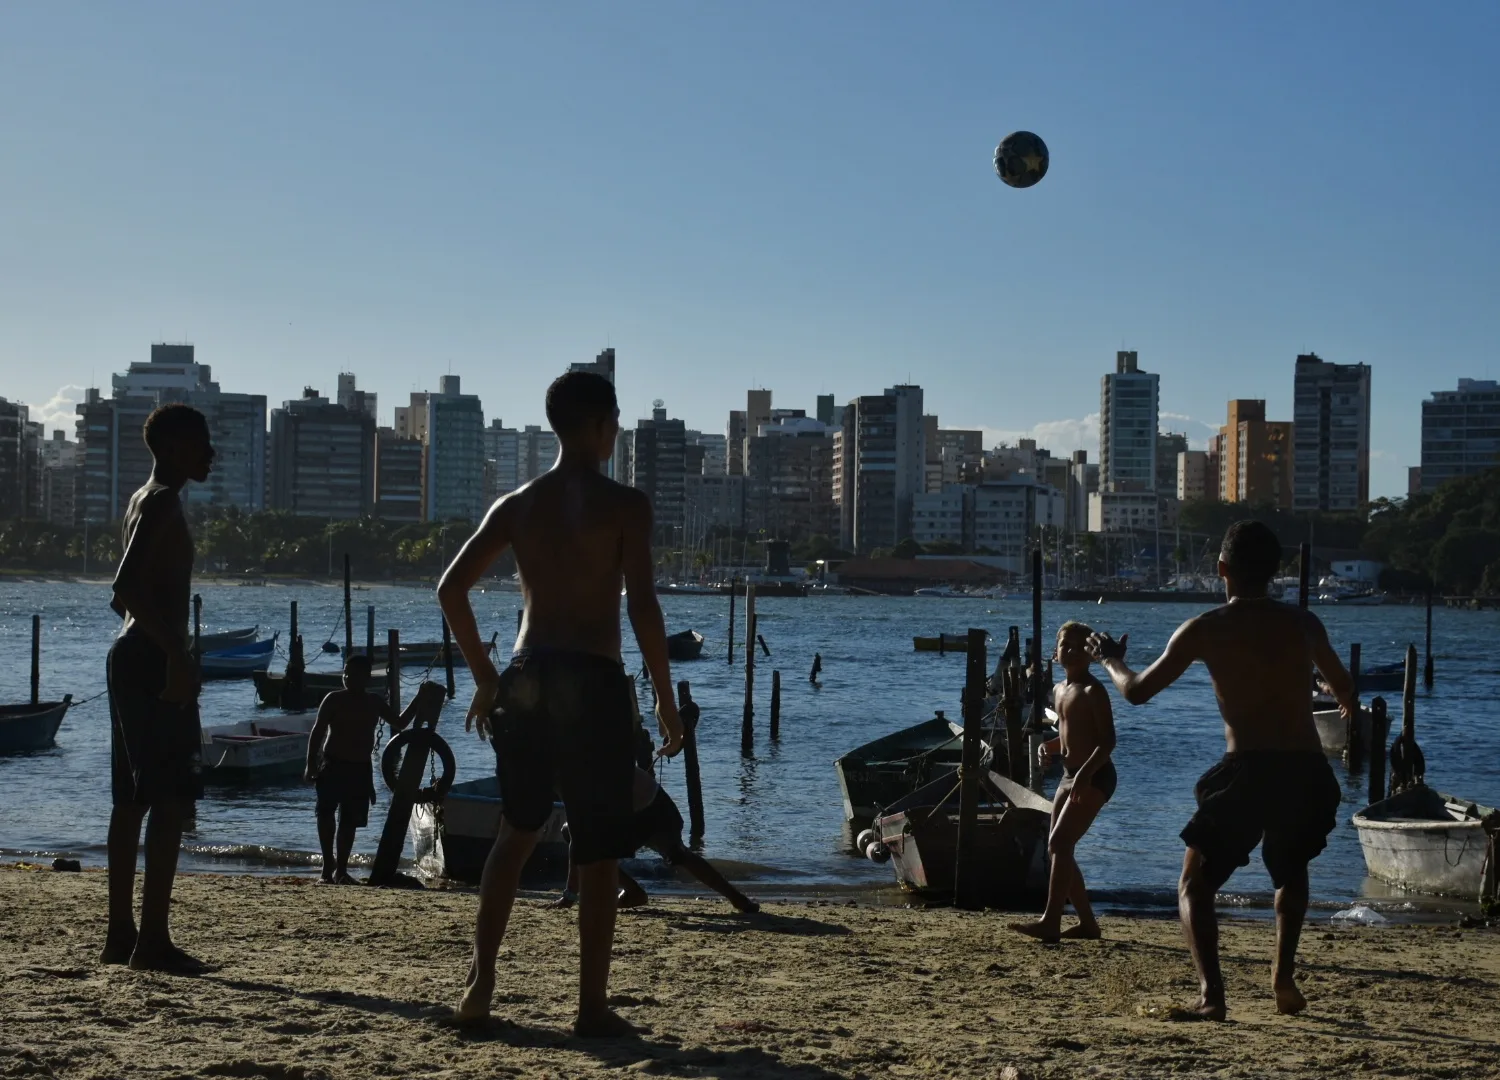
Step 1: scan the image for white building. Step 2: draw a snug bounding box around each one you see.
[1178,449,1211,502]
[911,486,969,547]
[910,479,1063,575]
[425,375,486,522]
[1099,351,1160,492]
[1088,489,1162,534]
[336,373,378,421]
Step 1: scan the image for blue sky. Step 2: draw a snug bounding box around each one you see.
[3,2,1497,498]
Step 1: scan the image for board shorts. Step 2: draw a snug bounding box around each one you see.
[315,758,376,828]
[632,787,688,865]
[1181,750,1341,890]
[108,630,203,808]
[490,648,635,865]
[1062,760,1118,803]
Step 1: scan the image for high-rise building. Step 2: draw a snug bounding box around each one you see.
[630,403,687,539]
[1155,432,1188,496]
[1408,466,1422,496]
[375,427,424,522]
[425,375,486,523]
[0,398,31,518]
[726,411,746,476]
[911,478,1064,572]
[1178,450,1217,503]
[692,433,726,476]
[569,348,620,478]
[1099,351,1159,492]
[816,394,837,428]
[269,388,376,518]
[1292,353,1371,512]
[744,417,837,541]
[394,393,429,441]
[837,386,926,552]
[1420,378,1500,493]
[337,373,378,421]
[38,429,77,526]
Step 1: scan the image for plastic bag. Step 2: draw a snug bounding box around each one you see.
[1330,903,1387,925]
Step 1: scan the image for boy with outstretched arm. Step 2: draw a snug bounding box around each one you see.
[1012,621,1117,943]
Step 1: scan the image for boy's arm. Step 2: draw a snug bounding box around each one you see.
[305,699,332,781]
[112,493,195,702]
[437,499,511,734]
[381,690,427,733]
[1089,621,1198,706]
[622,491,682,757]
[1306,611,1357,718]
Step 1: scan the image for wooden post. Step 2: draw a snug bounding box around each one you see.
[679,681,705,842]
[343,553,353,657]
[366,604,375,656]
[1389,644,1424,794]
[1028,549,1046,793]
[441,617,456,700]
[757,634,770,657]
[370,682,445,887]
[769,670,781,740]
[727,576,737,664]
[282,599,304,710]
[954,627,989,909]
[741,584,756,755]
[387,628,401,712]
[290,600,299,649]
[1423,584,1434,688]
[1004,627,1025,781]
[1298,542,1311,611]
[1367,696,1390,805]
[30,613,41,705]
[1345,643,1363,767]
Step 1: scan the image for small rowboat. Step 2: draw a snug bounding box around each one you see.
[1312,705,1373,756]
[252,668,380,708]
[913,634,979,654]
[1353,785,1497,902]
[344,636,497,669]
[199,636,278,681]
[667,629,706,662]
[835,713,969,823]
[201,714,318,781]
[193,626,259,652]
[410,775,567,882]
[0,697,72,754]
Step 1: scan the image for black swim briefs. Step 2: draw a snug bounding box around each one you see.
[315,758,376,828]
[108,630,203,807]
[1181,750,1341,890]
[1062,760,1118,803]
[490,649,635,865]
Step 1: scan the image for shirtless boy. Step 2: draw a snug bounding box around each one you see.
[304,655,428,884]
[1012,621,1116,943]
[437,370,683,1037]
[1087,520,1356,1020]
[102,404,214,972]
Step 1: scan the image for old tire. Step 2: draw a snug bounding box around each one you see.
[381,728,456,805]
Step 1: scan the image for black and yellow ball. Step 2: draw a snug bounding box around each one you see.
[994,131,1049,189]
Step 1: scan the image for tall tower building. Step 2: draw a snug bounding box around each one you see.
[1420,379,1500,493]
[1099,351,1160,492]
[424,375,486,523]
[629,401,687,539]
[837,386,925,553]
[1218,400,1293,507]
[269,388,376,518]
[1292,353,1370,512]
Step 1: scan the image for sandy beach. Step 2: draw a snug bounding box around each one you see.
[1,866,1496,1079]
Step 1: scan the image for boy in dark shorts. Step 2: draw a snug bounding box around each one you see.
[1012,621,1116,943]
[304,655,427,884]
[103,403,214,972]
[1087,520,1356,1020]
[438,370,683,1037]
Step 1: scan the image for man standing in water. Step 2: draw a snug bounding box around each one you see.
[102,404,214,972]
[438,371,683,1037]
[1086,521,1355,1021]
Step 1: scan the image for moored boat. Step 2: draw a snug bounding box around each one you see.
[667,629,706,662]
[200,637,278,681]
[1312,705,1373,756]
[834,713,968,823]
[1352,785,1497,901]
[251,667,383,708]
[194,627,259,651]
[0,697,72,755]
[344,636,497,669]
[410,775,567,882]
[200,713,318,781]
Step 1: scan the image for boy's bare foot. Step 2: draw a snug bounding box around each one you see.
[1060,924,1102,940]
[1009,920,1060,944]
[333,871,358,886]
[1273,979,1307,1015]
[550,890,578,910]
[128,942,208,975]
[574,1007,645,1039]
[454,976,494,1023]
[319,871,335,884]
[100,929,137,965]
[1166,998,1227,1022]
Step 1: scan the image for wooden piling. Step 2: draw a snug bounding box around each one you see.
[1345,643,1363,767]
[953,627,989,909]
[741,584,756,755]
[1424,584,1434,689]
[282,600,304,710]
[1389,644,1424,793]
[290,600,299,649]
[30,614,40,705]
[343,554,353,656]
[387,628,401,712]
[366,604,375,655]
[1003,627,1025,781]
[769,670,781,740]
[1028,549,1046,793]
[1368,696,1390,804]
[757,634,770,657]
[441,617,456,700]
[727,576,737,664]
[1297,542,1311,611]
[678,681,705,842]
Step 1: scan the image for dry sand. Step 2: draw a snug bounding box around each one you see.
[2,866,1497,1080]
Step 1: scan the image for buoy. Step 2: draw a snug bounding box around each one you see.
[865,841,890,864]
[855,828,876,851]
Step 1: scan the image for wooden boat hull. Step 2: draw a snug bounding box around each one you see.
[201,715,317,782]
[1312,706,1373,756]
[0,697,71,754]
[1353,786,1498,900]
[200,639,277,680]
[344,640,495,669]
[667,630,705,662]
[409,776,568,882]
[876,770,1052,907]
[194,627,258,651]
[252,669,366,708]
[834,716,969,822]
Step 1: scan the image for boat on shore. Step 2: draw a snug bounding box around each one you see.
[1352,785,1497,901]
[410,775,567,882]
[666,629,705,662]
[834,712,969,823]
[0,697,72,755]
[200,637,277,680]
[200,714,318,782]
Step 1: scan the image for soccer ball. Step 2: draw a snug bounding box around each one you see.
[994,131,1049,189]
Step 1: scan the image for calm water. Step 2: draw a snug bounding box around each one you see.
[1,580,1495,911]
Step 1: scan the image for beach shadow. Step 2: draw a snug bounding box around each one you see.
[1292,1013,1497,1051]
[627,909,853,938]
[200,975,449,1022]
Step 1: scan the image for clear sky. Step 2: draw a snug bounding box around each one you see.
[3,2,1497,498]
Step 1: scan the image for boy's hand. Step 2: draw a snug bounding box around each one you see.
[1036,741,1054,770]
[466,681,498,738]
[162,647,198,705]
[1086,631,1128,663]
[655,699,684,758]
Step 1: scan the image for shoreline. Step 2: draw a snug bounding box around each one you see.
[3,866,1496,1079]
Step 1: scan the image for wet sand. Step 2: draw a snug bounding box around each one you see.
[2,866,1497,1079]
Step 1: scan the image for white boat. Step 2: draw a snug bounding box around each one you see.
[1312,705,1373,756]
[409,775,567,882]
[200,713,317,781]
[1353,785,1497,901]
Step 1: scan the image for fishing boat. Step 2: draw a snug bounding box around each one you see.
[913,633,980,653]
[194,626,259,651]
[200,713,318,781]
[343,636,497,669]
[1312,704,1374,757]
[874,769,1052,906]
[199,637,278,680]
[251,668,369,708]
[1352,786,1498,901]
[1354,662,1407,693]
[914,585,976,598]
[410,775,568,882]
[0,697,72,755]
[834,712,969,822]
[666,629,705,662]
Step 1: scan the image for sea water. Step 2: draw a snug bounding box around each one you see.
[1,580,1494,911]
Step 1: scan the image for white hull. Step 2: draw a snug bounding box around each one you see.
[1312,706,1372,755]
[201,715,317,778]
[1353,787,1496,900]
[409,775,567,881]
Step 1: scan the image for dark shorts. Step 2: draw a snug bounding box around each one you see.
[315,758,376,828]
[490,649,636,865]
[632,788,687,864]
[1182,750,1342,890]
[108,632,203,808]
[1063,760,1117,803]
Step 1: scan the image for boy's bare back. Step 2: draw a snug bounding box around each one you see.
[316,690,387,763]
[500,468,649,662]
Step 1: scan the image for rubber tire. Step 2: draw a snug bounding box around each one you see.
[381,728,456,805]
